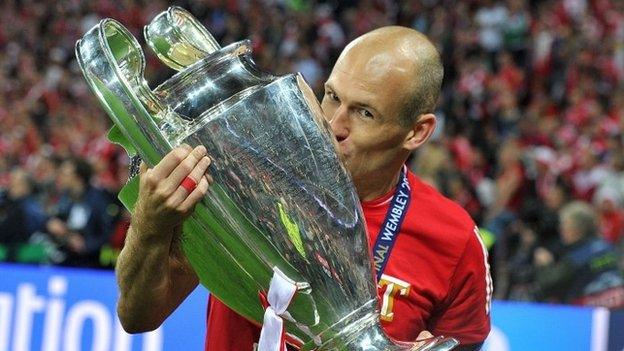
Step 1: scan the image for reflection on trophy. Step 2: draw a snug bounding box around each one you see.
[75,6,458,350]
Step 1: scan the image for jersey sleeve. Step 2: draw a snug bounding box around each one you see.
[429,226,492,345]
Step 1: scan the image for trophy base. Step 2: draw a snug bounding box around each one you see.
[308,301,459,351]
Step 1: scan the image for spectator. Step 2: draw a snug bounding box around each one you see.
[474,0,508,65]
[503,0,530,67]
[595,151,624,209]
[46,157,113,267]
[485,137,526,237]
[533,201,624,308]
[0,168,47,261]
[506,220,539,301]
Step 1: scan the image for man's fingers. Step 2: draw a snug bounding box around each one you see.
[416,330,434,342]
[164,155,212,209]
[161,145,207,194]
[150,144,193,180]
[179,176,210,212]
[139,161,148,175]
[193,156,212,181]
[414,330,435,348]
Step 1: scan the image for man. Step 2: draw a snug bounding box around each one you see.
[0,168,47,261]
[116,26,491,350]
[46,157,113,267]
[534,201,624,308]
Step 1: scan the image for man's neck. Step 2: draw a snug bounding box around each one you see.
[355,166,404,202]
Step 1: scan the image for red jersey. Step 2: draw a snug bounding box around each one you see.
[205,169,491,349]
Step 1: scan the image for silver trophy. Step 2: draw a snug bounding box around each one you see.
[75,7,458,350]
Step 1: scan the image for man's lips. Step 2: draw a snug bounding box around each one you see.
[331,135,349,159]
[336,140,350,158]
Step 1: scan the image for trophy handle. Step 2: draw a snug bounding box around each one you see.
[145,6,221,70]
[75,18,174,166]
[99,19,166,116]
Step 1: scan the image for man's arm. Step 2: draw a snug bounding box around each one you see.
[429,226,492,346]
[534,257,576,301]
[116,224,199,332]
[116,145,212,333]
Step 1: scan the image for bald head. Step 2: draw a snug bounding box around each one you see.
[335,26,444,126]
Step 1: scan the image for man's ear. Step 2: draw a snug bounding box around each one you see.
[403,113,436,151]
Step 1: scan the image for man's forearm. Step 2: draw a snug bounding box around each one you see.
[116,223,174,331]
[114,146,207,333]
[116,222,198,333]
[535,261,575,299]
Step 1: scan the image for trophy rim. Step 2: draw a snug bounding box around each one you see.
[152,39,253,95]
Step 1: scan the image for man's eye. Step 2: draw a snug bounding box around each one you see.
[359,109,374,119]
[327,91,339,102]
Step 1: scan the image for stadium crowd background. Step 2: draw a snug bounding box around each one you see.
[1,0,624,308]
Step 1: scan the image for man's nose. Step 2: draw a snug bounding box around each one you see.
[328,104,349,139]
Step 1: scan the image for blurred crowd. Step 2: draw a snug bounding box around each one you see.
[1,0,624,308]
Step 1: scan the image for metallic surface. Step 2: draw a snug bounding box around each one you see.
[144,6,220,70]
[75,7,458,351]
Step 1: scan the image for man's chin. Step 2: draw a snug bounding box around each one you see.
[337,153,350,168]
[342,160,358,179]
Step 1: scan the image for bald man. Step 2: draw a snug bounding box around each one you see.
[116,26,491,350]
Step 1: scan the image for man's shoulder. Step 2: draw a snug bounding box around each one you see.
[406,170,475,236]
[396,170,480,269]
[567,238,617,265]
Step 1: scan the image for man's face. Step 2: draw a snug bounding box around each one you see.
[320,49,413,182]
[58,162,77,191]
[8,170,30,199]
[559,215,580,245]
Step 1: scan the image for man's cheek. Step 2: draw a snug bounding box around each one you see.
[320,100,329,117]
[336,147,348,166]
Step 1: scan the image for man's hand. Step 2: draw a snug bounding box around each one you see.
[414,331,481,351]
[534,247,554,267]
[67,233,86,253]
[46,218,68,237]
[116,144,211,333]
[414,330,435,348]
[133,144,213,236]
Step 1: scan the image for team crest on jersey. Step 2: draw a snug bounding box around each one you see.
[378,274,411,321]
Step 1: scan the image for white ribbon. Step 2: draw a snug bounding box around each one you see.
[258,267,297,351]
